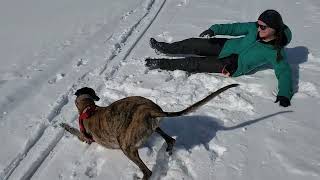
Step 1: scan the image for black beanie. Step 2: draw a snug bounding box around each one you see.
[258,10,284,32]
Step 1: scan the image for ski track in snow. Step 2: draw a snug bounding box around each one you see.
[3,0,167,179]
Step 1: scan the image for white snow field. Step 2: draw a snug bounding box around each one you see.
[0,0,319,180]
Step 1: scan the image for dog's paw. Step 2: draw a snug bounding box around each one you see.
[78,136,93,144]
[59,123,68,128]
[84,139,94,144]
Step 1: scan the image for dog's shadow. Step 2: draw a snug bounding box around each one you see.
[148,111,292,179]
[160,115,223,150]
[160,111,292,151]
[286,46,309,93]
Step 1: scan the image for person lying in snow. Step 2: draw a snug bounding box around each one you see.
[145,9,293,107]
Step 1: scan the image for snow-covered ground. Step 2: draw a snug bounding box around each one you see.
[1,0,320,179]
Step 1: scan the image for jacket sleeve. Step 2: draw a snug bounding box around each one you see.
[272,55,294,99]
[210,22,255,36]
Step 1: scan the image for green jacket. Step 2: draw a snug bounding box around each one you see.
[210,22,293,99]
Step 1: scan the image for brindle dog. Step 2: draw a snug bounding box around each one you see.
[60,84,238,179]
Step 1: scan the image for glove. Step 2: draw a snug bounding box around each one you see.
[275,96,291,107]
[199,29,215,37]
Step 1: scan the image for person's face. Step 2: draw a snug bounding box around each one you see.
[257,20,276,39]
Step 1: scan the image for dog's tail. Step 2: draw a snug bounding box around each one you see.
[165,84,239,117]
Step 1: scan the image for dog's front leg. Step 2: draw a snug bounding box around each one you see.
[60,123,92,144]
[122,147,152,180]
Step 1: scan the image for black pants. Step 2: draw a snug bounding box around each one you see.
[146,38,238,74]
[158,38,228,56]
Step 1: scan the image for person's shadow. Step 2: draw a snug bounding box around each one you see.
[245,46,308,94]
[286,46,309,93]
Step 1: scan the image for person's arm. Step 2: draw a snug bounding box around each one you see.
[210,22,255,36]
[272,55,293,107]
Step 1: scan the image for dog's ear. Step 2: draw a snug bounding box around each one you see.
[74,87,89,97]
[74,89,83,97]
[91,92,100,101]
[75,87,100,101]
[86,88,100,101]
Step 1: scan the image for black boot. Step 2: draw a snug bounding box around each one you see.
[145,58,162,70]
[149,38,168,54]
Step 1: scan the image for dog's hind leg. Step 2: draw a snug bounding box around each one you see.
[122,147,152,180]
[155,127,175,155]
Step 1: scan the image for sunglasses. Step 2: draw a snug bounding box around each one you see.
[257,22,268,30]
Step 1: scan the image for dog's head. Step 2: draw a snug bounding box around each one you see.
[74,87,100,101]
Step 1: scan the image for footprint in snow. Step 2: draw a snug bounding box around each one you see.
[48,73,65,84]
[121,10,134,20]
[295,81,319,98]
[75,58,88,68]
[177,0,189,7]
[157,32,173,43]
[85,165,98,178]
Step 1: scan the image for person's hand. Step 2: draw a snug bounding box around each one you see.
[275,96,291,107]
[199,29,215,37]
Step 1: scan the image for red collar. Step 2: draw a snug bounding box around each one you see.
[78,105,96,141]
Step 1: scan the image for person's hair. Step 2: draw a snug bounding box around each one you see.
[274,30,284,62]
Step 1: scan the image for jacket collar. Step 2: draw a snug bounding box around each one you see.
[79,105,95,130]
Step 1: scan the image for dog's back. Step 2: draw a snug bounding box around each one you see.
[83,84,239,149]
[84,96,167,149]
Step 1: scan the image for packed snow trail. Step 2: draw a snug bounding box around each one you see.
[1,0,166,179]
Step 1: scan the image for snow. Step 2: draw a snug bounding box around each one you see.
[1,0,320,180]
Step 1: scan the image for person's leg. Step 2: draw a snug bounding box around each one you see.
[150,38,228,56]
[146,56,223,73]
[145,54,238,75]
